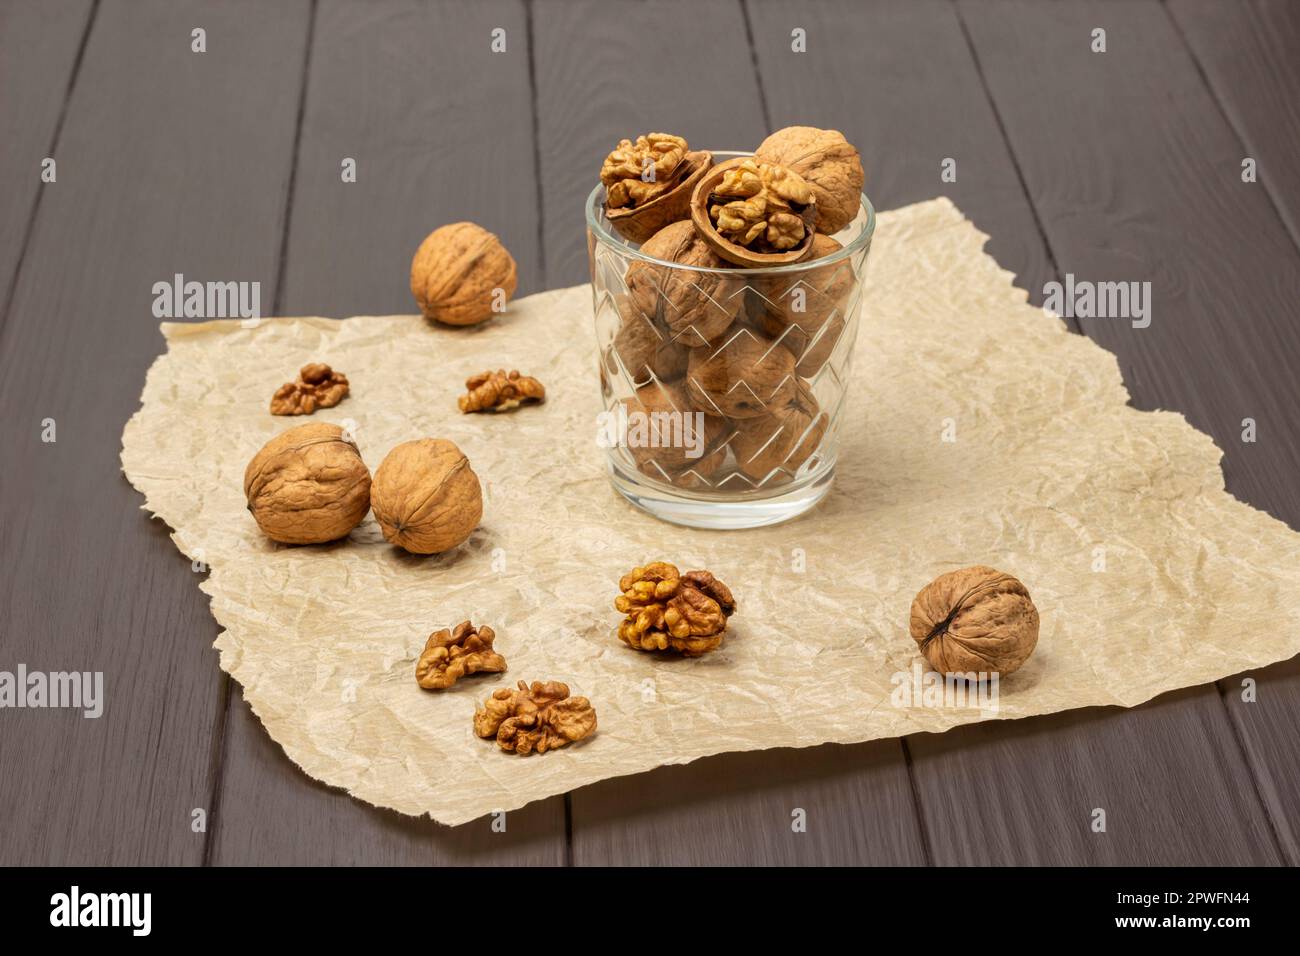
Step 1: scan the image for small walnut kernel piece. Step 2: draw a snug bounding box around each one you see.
[473,680,597,755]
[270,363,350,416]
[601,133,689,209]
[458,369,545,413]
[708,159,815,251]
[614,561,737,656]
[416,621,506,690]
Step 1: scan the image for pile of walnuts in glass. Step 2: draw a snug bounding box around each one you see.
[600,127,865,489]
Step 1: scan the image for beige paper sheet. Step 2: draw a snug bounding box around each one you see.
[121,198,1300,826]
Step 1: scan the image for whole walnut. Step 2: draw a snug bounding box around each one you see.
[731,379,827,481]
[614,561,737,656]
[243,422,371,545]
[605,295,688,385]
[626,220,743,348]
[410,222,517,326]
[370,438,482,554]
[474,680,597,755]
[756,127,864,235]
[753,234,851,332]
[686,327,796,419]
[909,566,1040,676]
[618,381,726,481]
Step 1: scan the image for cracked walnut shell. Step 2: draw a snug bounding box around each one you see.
[626,220,743,348]
[270,362,350,416]
[691,157,817,267]
[410,222,517,326]
[601,133,712,244]
[909,566,1040,677]
[243,422,371,545]
[416,621,506,690]
[474,680,597,755]
[615,561,736,656]
[458,369,545,413]
[756,126,865,235]
[370,438,482,554]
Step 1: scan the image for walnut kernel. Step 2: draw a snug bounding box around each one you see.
[614,561,736,656]
[458,369,545,413]
[416,621,506,690]
[474,680,597,755]
[270,363,350,416]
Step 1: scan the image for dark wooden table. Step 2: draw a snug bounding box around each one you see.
[3,0,1298,866]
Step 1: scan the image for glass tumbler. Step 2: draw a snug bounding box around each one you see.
[586,151,875,529]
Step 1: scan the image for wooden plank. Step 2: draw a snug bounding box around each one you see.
[898,0,1300,864]
[0,0,311,864]
[1169,0,1300,253]
[532,0,925,865]
[0,0,94,316]
[748,0,1055,300]
[1167,0,1300,863]
[207,0,567,865]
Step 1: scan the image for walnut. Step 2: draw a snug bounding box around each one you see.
[686,327,796,419]
[752,234,851,334]
[614,561,736,656]
[689,157,816,267]
[626,220,743,348]
[708,159,814,250]
[416,621,506,690]
[601,133,689,208]
[270,363,350,416]
[601,134,713,243]
[243,422,371,545]
[604,295,688,385]
[474,680,597,755]
[731,379,827,481]
[789,316,844,377]
[755,126,865,235]
[370,438,482,554]
[617,381,726,483]
[410,222,517,326]
[909,566,1040,677]
[458,369,545,413]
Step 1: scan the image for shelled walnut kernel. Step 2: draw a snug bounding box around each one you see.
[416,621,506,690]
[458,369,545,413]
[614,561,737,656]
[270,363,349,416]
[473,681,597,755]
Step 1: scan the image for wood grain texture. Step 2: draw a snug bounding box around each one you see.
[0,0,93,314]
[532,0,926,865]
[0,0,311,864]
[900,0,1298,865]
[207,0,567,865]
[747,0,1056,302]
[1169,0,1300,253]
[1168,0,1300,864]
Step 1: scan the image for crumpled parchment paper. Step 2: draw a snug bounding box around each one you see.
[121,198,1300,825]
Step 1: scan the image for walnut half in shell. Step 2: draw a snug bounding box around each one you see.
[601,133,713,244]
[690,157,817,267]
